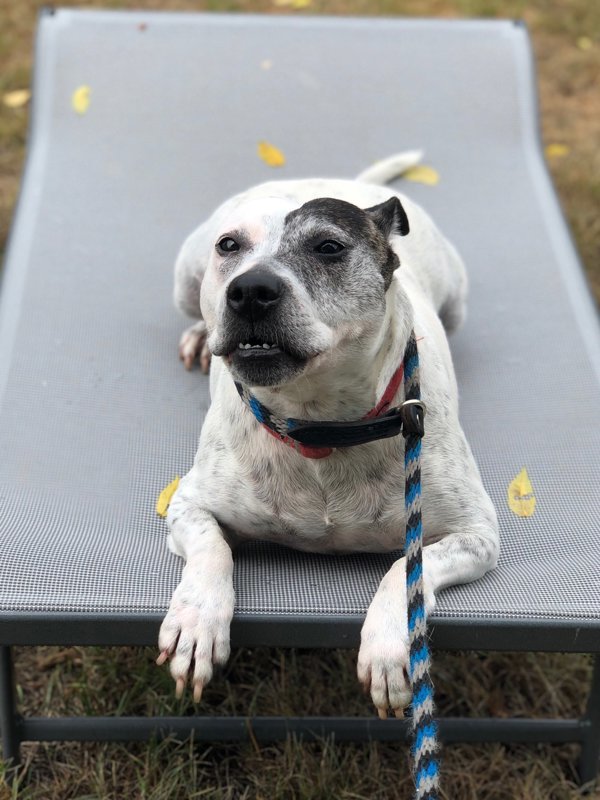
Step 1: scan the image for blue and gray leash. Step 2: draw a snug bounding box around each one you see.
[403,334,440,800]
[234,330,440,799]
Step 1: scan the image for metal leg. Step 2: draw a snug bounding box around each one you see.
[578,654,600,789]
[0,646,21,771]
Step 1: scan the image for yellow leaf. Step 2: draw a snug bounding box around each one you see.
[72,85,91,115]
[156,476,180,518]
[507,468,536,518]
[258,140,286,167]
[577,36,593,51]
[3,89,31,108]
[403,165,440,186]
[273,0,312,7]
[545,143,570,158]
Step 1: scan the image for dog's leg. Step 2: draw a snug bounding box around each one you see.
[358,556,414,718]
[158,485,234,702]
[173,220,214,371]
[358,520,498,717]
[179,320,211,372]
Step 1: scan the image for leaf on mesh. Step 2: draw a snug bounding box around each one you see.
[156,476,180,518]
[403,165,439,185]
[72,85,91,115]
[507,468,536,517]
[258,140,286,167]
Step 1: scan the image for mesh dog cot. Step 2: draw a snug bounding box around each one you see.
[0,9,599,785]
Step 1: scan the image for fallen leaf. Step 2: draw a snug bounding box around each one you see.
[273,0,312,7]
[3,89,31,108]
[577,36,593,51]
[507,468,536,517]
[258,140,286,167]
[72,85,91,115]
[545,143,570,158]
[156,476,180,518]
[403,165,439,186]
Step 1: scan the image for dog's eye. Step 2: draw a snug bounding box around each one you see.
[217,237,240,254]
[315,240,345,256]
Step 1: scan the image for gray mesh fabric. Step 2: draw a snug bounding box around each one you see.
[1,12,599,633]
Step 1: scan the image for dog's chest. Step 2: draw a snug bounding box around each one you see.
[212,440,408,553]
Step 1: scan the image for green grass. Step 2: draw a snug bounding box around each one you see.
[2,647,596,799]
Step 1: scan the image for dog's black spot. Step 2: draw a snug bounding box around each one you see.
[287,198,375,237]
[366,463,387,483]
[280,197,401,295]
[250,459,273,485]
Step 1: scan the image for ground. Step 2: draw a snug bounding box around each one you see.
[0,1,599,799]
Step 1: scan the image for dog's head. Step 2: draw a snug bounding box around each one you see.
[202,195,409,387]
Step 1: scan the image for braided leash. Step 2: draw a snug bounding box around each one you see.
[234,331,440,798]
[403,334,440,800]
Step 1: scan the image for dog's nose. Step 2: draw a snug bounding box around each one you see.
[226,268,283,322]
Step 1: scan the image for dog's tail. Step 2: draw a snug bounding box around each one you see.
[356,150,423,185]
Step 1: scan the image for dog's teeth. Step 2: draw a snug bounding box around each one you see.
[237,342,275,351]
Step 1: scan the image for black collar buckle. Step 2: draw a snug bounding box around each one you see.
[399,399,426,438]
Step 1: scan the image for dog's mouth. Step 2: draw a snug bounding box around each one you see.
[227,336,308,372]
[212,333,315,387]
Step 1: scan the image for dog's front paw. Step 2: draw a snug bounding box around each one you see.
[179,321,211,372]
[157,574,234,702]
[357,592,412,719]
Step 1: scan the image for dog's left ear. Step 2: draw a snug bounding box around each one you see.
[364,196,410,238]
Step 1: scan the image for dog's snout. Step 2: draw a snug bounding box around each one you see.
[226,268,283,322]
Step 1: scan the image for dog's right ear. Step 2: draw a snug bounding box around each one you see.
[364,196,410,238]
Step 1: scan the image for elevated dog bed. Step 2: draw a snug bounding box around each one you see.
[0,10,599,783]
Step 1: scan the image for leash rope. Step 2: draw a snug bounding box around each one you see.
[403,333,440,800]
[234,331,440,799]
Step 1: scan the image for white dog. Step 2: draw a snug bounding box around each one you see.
[157,153,499,718]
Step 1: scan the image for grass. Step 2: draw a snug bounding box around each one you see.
[1,647,596,799]
[1,0,599,798]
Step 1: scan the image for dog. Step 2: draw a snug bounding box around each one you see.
[157,153,499,717]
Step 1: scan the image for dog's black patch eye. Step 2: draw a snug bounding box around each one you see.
[315,240,345,256]
[217,237,240,254]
